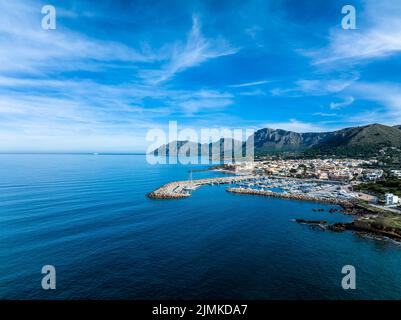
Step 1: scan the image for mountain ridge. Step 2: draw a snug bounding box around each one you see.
[152,123,401,157]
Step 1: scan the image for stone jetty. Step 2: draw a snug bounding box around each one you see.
[226,187,352,206]
[147,175,256,199]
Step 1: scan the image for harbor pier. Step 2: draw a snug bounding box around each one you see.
[147,175,256,199]
[226,187,352,205]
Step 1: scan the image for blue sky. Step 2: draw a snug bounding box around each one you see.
[1,0,401,152]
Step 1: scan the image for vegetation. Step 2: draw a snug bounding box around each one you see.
[303,144,383,158]
[374,213,401,229]
[354,178,401,197]
[377,148,401,168]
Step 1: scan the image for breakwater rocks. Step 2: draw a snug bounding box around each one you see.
[295,219,328,231]
[328,220,401,242]
[296,219,327,225]
[226,187,352,206]
[295,218,401,242]
[147,175,256,199]
[147,188,190,199]
[294,215,401,243]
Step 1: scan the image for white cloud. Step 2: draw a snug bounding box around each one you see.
[271,77,358,97]
[0,73,238,151]
[0,2,240,151]
[304,1,401,65]
[178,90,233,115]
[263,119,329,132]
[0,1,155,75]
[140,16,239,84]
[330,96,354,109]
[229,80,270,88]
[346,82,401,124]
[296,79,356,94]
[313,112,338,117]
[238,89,267,96]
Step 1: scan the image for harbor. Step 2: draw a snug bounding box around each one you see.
[147,173,357,202]
[146,174,256,199]
[226,187,352,205]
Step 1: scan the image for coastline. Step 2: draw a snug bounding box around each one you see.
[226,187,401,243]
[147,171,401,244]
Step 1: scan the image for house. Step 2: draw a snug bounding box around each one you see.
[390,170,401,179]
[364,170,383,181]
[385,193,400,206]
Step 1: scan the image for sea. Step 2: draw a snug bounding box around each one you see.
[1,154,401,299]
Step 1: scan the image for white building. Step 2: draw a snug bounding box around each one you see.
[390,170,401,178]
[235,161,255,174]
[385,193,400,206]
[364,170,383,181]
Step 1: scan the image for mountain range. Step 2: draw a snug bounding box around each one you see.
[152,124,401,157]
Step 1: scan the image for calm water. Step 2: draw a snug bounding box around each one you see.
[1,154,401,299]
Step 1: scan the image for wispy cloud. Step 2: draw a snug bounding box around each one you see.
[296,79,357,95]
[1,0,399,152]
[304,1,401,65]
[313,112,338,117]
[0,1,241,151]
[0,1,155,75]
[178,90,233,115]
[271,77,358,97]
[229,80,270,88]
[263,119,330,132]
[0,73,236,151]
[140,16,239,84]
[330,96,354,109]
[347,82,401,124]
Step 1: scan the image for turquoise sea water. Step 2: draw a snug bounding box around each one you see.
[1,154,401,299]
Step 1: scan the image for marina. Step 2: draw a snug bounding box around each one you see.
[226,187,353,206]
[147,174,357,202]
[147,174,256,199]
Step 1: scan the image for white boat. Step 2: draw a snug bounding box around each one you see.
[184,185,198,191]
[185,171,198,191]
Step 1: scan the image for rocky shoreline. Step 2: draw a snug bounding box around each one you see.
[227,187,401,243]
[295,218,401,242]
[328,220,401,241]
[295,219,327,225]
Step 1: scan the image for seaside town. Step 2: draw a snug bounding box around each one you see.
[231,158,383,180]
[149,158,400,209]
[222,158,401,209]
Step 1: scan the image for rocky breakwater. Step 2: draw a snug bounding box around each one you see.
[328,220,401,241]
[226,187,352,206]
[147,181,191,199]
[147,175,256,199]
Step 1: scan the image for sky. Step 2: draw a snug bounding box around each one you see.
[1,0,401,152]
